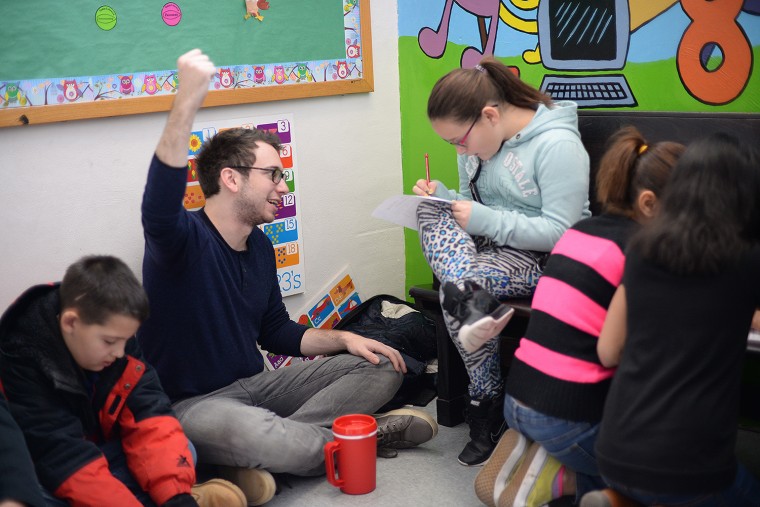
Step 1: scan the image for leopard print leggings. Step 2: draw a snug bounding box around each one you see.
[417,200,545,398]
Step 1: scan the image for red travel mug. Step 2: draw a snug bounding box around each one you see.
[324,414,377,494]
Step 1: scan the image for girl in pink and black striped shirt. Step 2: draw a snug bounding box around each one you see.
[475,127,684,507]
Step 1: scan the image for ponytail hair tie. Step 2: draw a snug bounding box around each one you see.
[474,64,486,74]
[638,144,648,154]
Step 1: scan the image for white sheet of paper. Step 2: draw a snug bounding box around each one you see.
[371,194,452,230]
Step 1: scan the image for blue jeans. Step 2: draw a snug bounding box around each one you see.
[503,394,606,501]
[604,463,760,506]
[42,440,198,506]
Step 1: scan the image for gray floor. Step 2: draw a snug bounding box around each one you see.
[267,400,483,506]
[263,402,760,507]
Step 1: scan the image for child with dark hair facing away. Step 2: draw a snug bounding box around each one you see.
[474,127,684,507]
[0,255,245,507]
[412,57,591,466]
[583,134,760,506]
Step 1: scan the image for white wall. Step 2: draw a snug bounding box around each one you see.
[0,0,404,317]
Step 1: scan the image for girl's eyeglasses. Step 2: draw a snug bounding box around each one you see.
[447,104,498,148]
[449,117,479,148]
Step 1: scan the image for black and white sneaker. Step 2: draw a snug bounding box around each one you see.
[458,394,507,466]
[442,281,514,353]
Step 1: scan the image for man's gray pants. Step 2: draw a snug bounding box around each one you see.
[172,354,402,476]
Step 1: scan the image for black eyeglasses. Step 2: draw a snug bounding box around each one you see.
[229,166,284,184]
[447,104,499,148]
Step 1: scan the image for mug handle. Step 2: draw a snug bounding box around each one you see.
[324,441,344,488]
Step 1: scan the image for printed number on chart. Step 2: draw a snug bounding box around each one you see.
[278,270,302,292]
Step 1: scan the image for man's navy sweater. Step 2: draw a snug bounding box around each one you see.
[139,155,306,401]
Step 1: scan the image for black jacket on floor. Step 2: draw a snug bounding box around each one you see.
[335,295,438,409]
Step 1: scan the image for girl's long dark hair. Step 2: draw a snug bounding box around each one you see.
[629,132,760,275]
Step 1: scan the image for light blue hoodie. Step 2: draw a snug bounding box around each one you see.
[432,100,590,252]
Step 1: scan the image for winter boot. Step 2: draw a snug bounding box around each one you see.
[458,394,507,466]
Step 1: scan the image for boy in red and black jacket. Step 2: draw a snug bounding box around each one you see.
[0,255,244,507]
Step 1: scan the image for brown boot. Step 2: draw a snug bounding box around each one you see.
[580,489,644,507]
[217,466,276,506]
[191,478,246,507]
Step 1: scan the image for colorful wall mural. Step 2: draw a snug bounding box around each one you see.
[398,0,760,293]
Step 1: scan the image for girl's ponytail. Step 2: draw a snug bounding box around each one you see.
[596,126,684,217]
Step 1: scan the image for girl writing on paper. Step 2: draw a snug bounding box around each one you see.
[411,57,590,466]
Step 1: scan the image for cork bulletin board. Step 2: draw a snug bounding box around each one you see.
[0,0,373,127]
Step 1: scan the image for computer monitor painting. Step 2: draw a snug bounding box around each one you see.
[538,0,637,107]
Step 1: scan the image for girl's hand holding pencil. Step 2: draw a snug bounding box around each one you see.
[413,178,437,196]
[413,152,437,196]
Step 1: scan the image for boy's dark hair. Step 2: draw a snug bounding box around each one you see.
[60,256,149,325]
[195,128,282,198]
[630,132,760,275]
[596,126,685,217]
[427,56,552,123]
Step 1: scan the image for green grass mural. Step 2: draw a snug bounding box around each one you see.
[399,35,760,297]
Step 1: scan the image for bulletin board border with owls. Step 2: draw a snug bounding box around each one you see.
[0,0,372,128]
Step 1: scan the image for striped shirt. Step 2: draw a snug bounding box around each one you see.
[506,214,636,422]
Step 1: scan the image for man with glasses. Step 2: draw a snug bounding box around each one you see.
[139,50,437,506]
